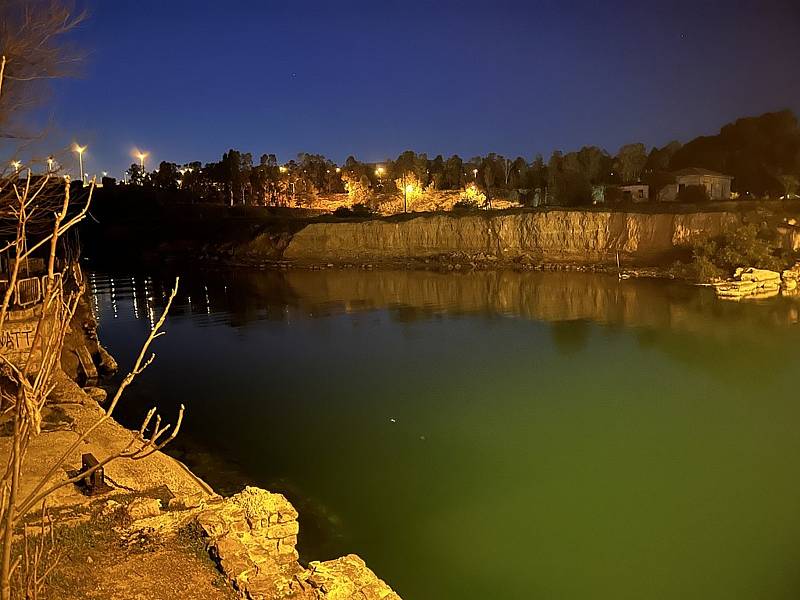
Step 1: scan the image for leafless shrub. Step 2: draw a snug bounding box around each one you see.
[0,1,86,141]
[10,502,59,600]
[0,4,184,599]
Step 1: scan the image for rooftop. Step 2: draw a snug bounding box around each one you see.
[671,167,733,178]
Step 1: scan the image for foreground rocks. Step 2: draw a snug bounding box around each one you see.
[782,262,800,291]
[197,487,400,600]
[715,264,800,300]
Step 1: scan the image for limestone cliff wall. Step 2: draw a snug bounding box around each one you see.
[283,210,742,264]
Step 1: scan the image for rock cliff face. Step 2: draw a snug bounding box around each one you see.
[283,210,742,264]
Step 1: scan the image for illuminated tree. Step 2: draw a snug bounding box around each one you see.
[342,171,373,205]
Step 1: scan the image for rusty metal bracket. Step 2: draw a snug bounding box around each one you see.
[77,453,111,496]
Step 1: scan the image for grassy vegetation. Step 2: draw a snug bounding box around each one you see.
[11,503,234,600]
[671,223,794,281]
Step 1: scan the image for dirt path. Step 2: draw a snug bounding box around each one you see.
[2,370,237,599]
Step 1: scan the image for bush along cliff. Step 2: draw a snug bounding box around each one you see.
[671,222,797,282]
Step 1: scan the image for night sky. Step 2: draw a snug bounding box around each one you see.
[38,0,800,178]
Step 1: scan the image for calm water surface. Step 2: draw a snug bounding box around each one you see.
[88,267,800,600]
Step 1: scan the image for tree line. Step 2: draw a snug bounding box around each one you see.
[119,109,800,207]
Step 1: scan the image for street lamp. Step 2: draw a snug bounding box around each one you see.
[47,156,54,173]
[473,168,478,179]
[11,160,21,175]
[404,182,414,213]
[73,144,87,182]
[136,150,149,172]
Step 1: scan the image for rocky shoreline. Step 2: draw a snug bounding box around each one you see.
[225,252,673,281]
[197,488,398,600]
[713,264,800,300]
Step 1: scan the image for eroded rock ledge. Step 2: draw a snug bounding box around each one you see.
[197,487,400,600]
[282,210,753,264]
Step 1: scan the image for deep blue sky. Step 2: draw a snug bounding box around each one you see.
[36,0,800,178]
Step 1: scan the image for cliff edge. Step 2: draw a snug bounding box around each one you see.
[283,210,746,264]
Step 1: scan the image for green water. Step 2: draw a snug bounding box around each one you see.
[90,269,800,599]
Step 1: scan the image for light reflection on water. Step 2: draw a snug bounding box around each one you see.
[90,268,800,600]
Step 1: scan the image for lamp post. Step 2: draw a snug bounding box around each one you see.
[402,172,406,212]
[11,160,21,175]
[401,172,415,213]
[47,156,54,173]
[375,166,384,190]
[278,166,293,200]
[136,151,148,173]
[74,144,87,182]
[404,183,414,213]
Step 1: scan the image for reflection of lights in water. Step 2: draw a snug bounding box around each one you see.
[148,305,155,330]
[110,277,117,318]
[88,273,99,319]
[204,284,211,314]
[131,276,139,319]
[144,276,154,302]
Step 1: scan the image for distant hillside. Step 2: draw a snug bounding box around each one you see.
[669,110,800,197]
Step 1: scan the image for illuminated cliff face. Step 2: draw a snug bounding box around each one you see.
[283,211,742,263]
